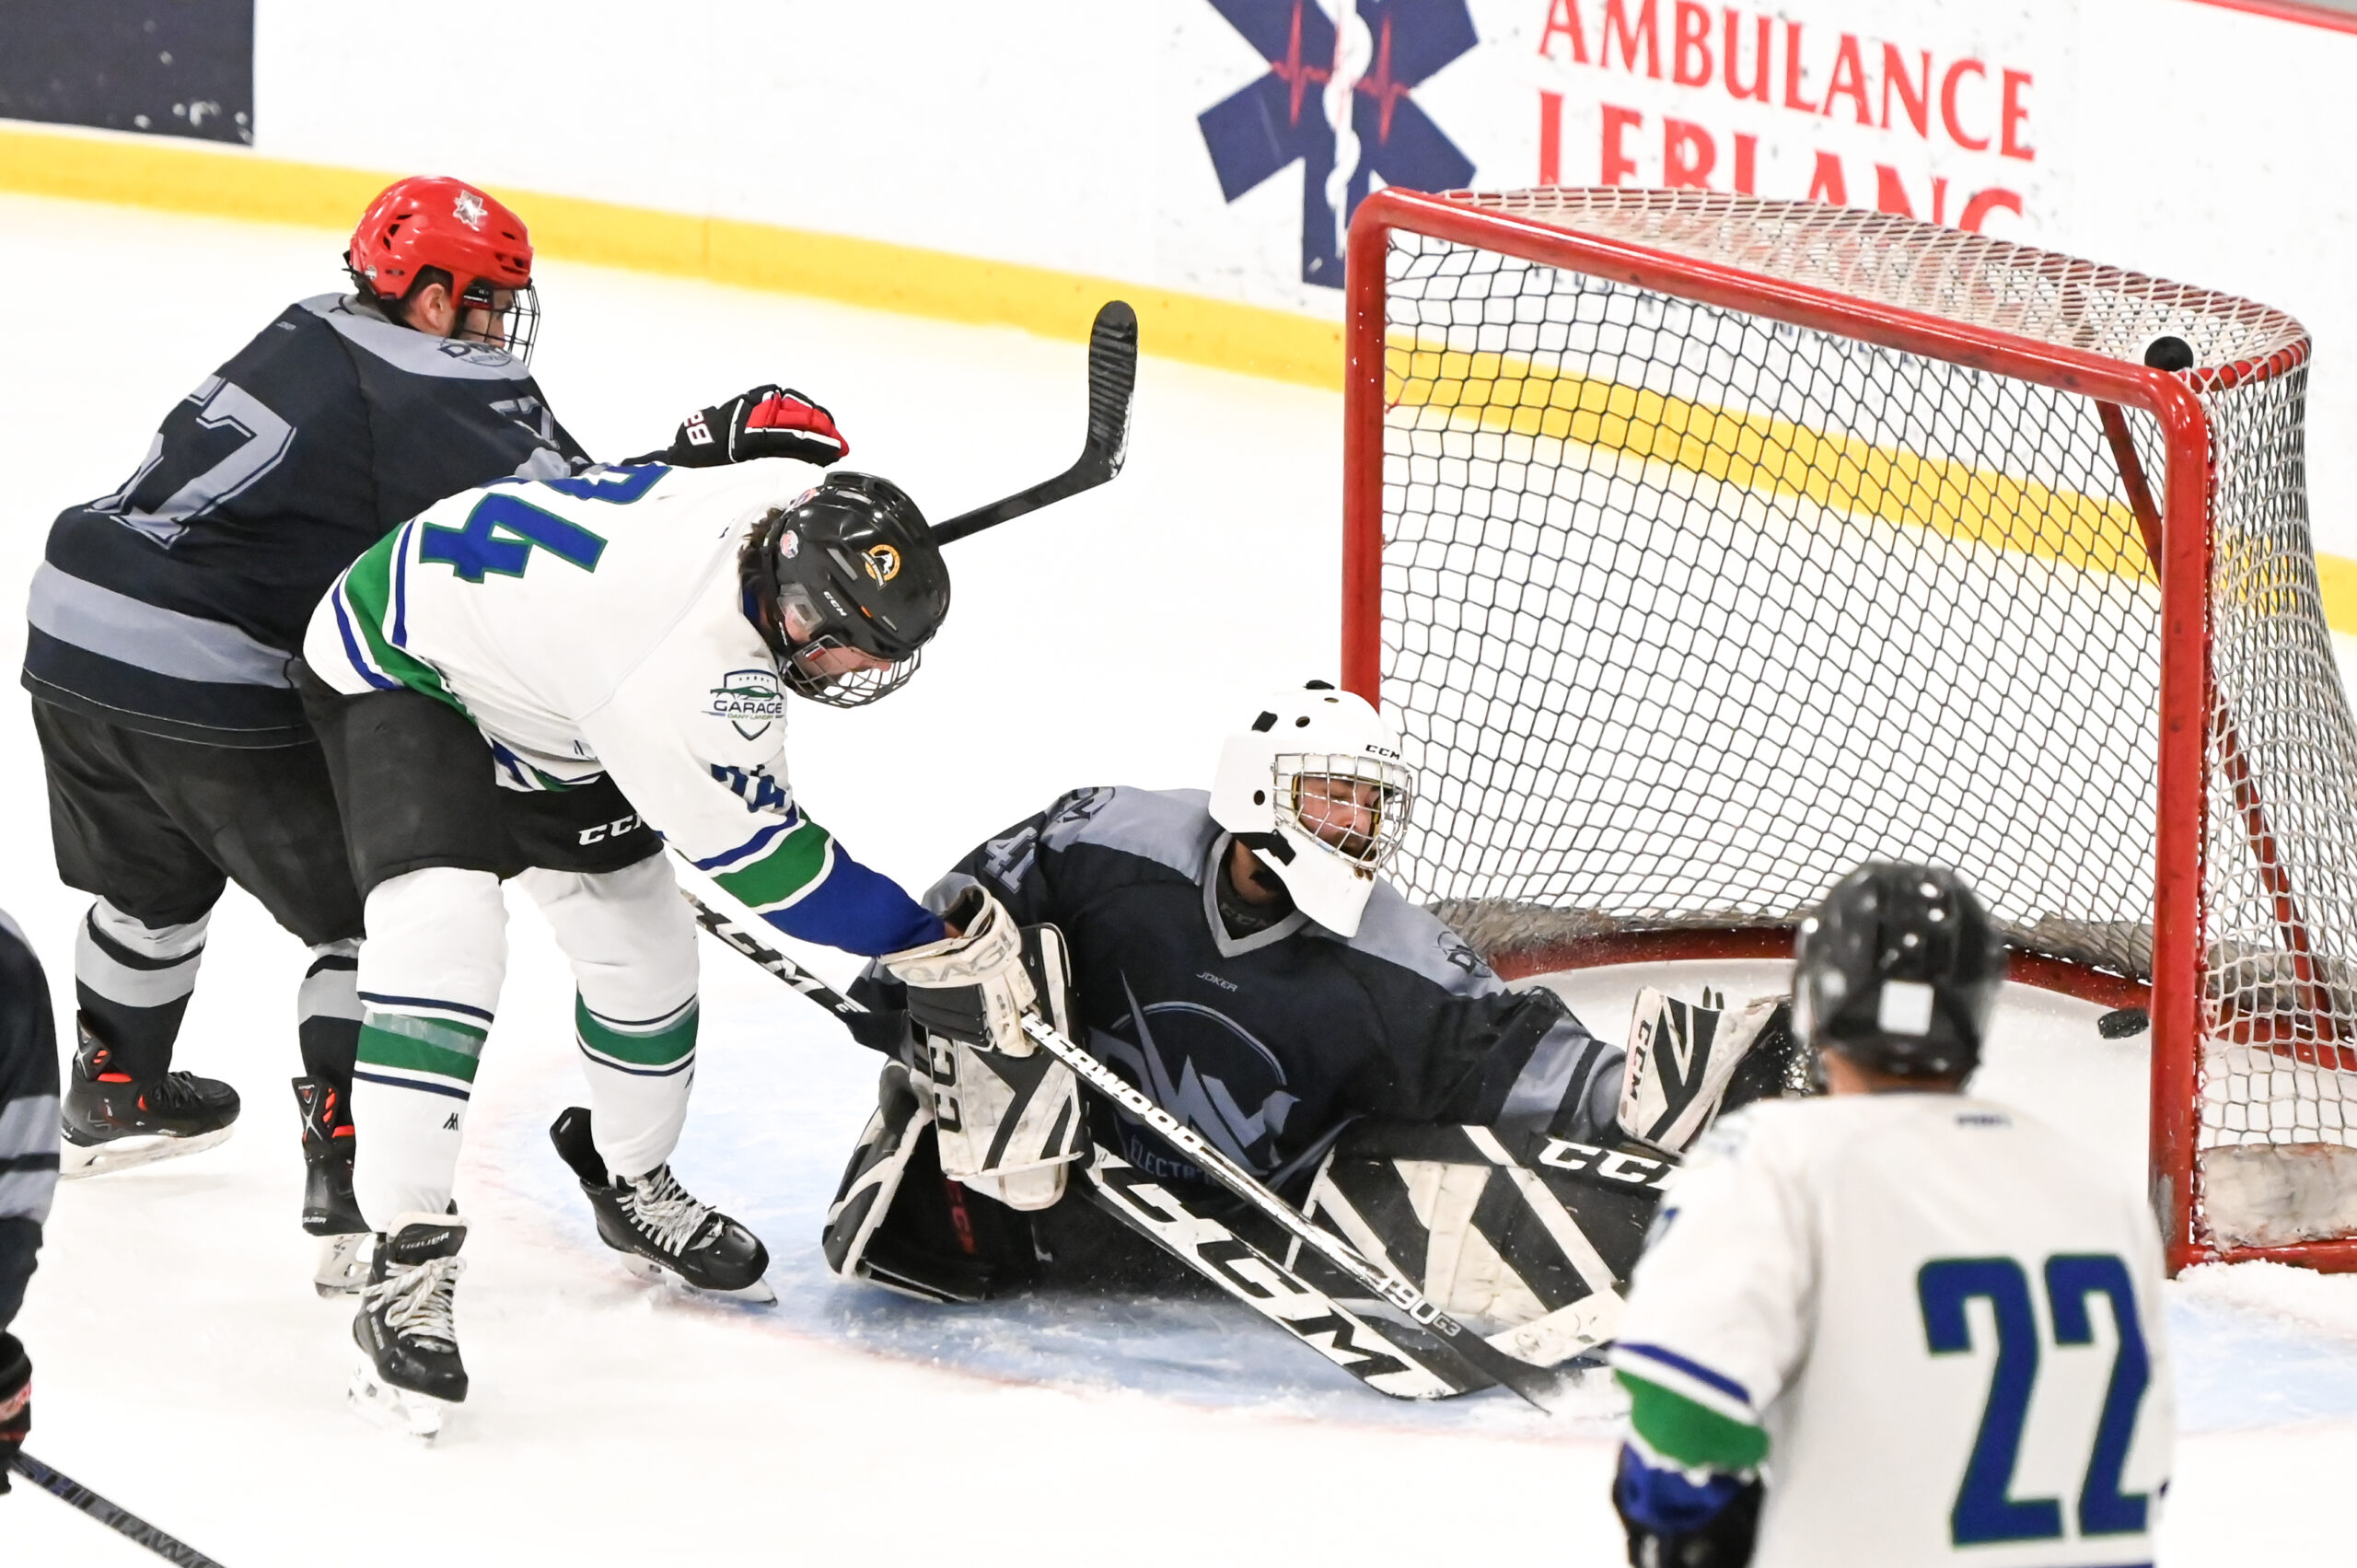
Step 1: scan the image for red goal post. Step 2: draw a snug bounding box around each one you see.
[1341,186,2357,1275]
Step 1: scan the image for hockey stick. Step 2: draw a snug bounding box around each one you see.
[1014,1012,1556,1411]
[10,1452,229,1567]
[929,300,1136,545]
[679,888,1554,1408]
[1079,1148,1490,1400]
[684,889,1482,1398]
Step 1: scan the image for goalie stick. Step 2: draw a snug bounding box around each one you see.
[10,1452,229,1567]
[930,299,1136,544]
[678,887,1525,1402]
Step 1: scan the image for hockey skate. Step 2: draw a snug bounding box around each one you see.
[60,1014,239,1178]
[294,1077,370,1295]
[549,1107,775,1304]
[349,1213,469,1440]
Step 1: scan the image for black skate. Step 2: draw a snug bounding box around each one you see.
[349,1213,468,1440]
[294,1077,370,1295]
[60,1014,239,1178]
[549,1107,774,1304]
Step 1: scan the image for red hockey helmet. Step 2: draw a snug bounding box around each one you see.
[345,176,540,361]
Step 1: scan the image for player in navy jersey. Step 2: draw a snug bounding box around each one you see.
[825,683,1631,1301]
[20,174,846,1295]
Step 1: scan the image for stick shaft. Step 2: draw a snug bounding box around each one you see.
[11,1452,228,1567]
[1016,1015,1553,1409]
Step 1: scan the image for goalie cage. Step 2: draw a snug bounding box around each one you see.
[1341,186,2357,1275]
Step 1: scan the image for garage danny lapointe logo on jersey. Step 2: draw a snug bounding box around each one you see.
[708,668,785,739]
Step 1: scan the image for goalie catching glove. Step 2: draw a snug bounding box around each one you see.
[634,384,849,468]
[881,888,1085,1210]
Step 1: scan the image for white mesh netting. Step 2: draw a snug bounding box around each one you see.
[1367,191,2357,1238]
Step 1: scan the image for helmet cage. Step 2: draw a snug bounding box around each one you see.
[456,277,540,364]
[1271,751,1414,874]
[768,566,923,709]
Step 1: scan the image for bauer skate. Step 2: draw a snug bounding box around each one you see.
[294,1077,370,1295]
[550,1107,775,1304]
[60,1015,239,1178]
[349,1213,468,1440]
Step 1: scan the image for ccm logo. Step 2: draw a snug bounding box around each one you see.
[576,814,641,845]
[1538,1137,1671,1192]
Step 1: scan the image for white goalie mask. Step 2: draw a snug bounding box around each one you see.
[1207,683,1416,937]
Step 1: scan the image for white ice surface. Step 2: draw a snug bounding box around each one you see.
[0,196,2353,1563]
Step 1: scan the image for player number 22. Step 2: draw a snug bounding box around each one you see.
[1918,1254,2154,1547]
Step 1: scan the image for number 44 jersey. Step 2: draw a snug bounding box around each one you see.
[1612,1093,2172,1568]
[303,461,942,956]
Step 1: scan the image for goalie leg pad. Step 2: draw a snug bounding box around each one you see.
[822,1062,1036,1303]
[919,924,1085,1211]
[1618,988,1795,1155]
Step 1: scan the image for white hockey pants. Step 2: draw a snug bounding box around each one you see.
[350,855,701,1229]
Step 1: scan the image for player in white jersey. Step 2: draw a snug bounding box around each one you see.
[1608,865,2172,1568]
[297,460,1033,1433]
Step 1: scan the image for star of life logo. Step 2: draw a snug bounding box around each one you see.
[453,189,489,229]
[707,668,785,739]
[1198,0,1478,287]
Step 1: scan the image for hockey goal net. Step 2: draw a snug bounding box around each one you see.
[1342,187,2357,1274]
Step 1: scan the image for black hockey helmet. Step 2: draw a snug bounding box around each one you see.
[741,471,951,707]
[1792,863,2005,1082]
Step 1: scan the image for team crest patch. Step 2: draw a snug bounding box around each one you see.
[454,190,489,229]
[708,668,786,740]
[862,544,901,586]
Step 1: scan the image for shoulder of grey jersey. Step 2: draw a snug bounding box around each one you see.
[1309,878,1506,1000]
[297,294,534,382]
[1035,785,1221,883]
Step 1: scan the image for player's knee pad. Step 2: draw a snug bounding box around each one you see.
[916,923,1085,1212]
[517,855,697,1020]
[824,1062,1035,1303]
[359,867,507,1020]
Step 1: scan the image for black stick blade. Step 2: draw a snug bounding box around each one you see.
[932,298,1139,544]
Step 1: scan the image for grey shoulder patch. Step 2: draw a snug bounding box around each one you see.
[1316,886,1503,997]
[300,294,532,381]
[1037,786,1218,881]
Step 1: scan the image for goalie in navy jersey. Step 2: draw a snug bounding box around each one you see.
[18,173,848,1294]
[827,683,1688,1318]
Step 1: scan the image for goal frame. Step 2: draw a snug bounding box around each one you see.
[1341,185,2344,1276]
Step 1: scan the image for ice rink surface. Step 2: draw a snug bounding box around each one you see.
[1,195,2354,1563]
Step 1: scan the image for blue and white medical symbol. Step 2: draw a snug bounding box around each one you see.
[1198,0,1477,287]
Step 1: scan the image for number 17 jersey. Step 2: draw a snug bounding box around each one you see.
[1612,1093,2173,1568]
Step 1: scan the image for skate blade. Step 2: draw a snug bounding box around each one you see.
[617,1251,778,1306]
[347,1358,447,1440]
[313,1233,373,1297]
[58,1124,234,1179]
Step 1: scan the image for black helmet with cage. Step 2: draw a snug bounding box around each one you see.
[1792,863,2006,1082]
[740,472,951,707]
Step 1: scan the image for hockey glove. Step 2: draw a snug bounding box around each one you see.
[643,385,849,469]
[911,923,1086,1211]
[0,1332,26,1493]
[1613,1444,1762,1568]
[883,887,1037,1057]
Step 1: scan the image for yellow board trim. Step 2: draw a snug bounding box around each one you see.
[1391,340,2149,579]
[0,122,1343,389]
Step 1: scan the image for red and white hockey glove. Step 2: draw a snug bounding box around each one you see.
[649,385,849,469]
